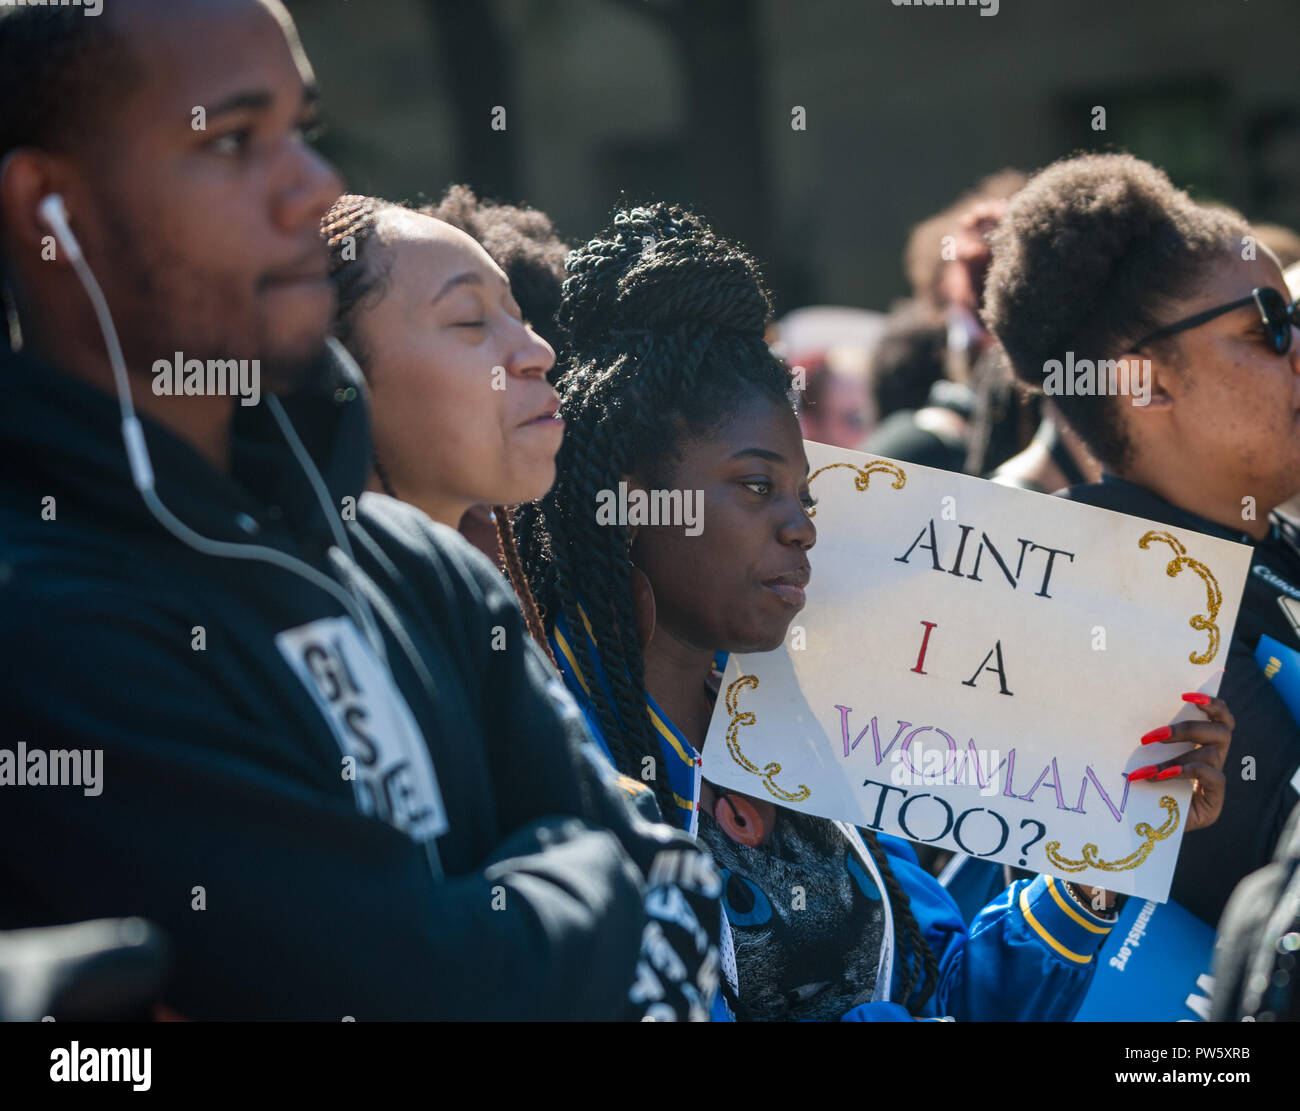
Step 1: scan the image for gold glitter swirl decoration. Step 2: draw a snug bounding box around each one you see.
[804,459,907,517]
[1044,795,1180,874]
[724,675,811,802]
[1138,530,1223,665]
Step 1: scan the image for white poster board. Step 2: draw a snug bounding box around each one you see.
[700,443,1253,901]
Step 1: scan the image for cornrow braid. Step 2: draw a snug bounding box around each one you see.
[322,193,391,362]
[514,200,939,1015]
[323,195,402,520]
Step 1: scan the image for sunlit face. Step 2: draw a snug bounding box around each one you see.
[1126,249,1300,509]
[631,396,817,654]
[74,0,342,388]
[350,209,561,516]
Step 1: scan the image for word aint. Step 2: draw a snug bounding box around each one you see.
[895,518,1076,600]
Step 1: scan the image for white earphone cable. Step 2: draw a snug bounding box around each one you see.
[40,194,444,872]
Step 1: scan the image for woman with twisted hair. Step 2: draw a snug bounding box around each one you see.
[513,201,1227,1022]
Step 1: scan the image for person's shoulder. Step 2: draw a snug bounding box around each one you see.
[1056,477,1182,530]
[0,525,187,636]
[1055,479,1111,506]
[1219,634,1300,730]
[862,410,961,469]
[356,493,514,611]
[0,550,210,707]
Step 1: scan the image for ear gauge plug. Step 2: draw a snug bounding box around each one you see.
[38,194,83,263]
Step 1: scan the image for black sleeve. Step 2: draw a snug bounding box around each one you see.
[356,503,603,833]
[0,592,647,1020]
[1170,639,1300,926]
[413,516,672,843]
[439,530,725,1018]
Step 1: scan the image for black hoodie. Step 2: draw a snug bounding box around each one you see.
[0,343,713,1019]
[1060,475,1300,927]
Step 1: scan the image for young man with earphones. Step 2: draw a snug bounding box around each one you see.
[0,1,719,1020]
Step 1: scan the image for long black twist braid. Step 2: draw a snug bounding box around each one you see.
[513,200,941,1015]
[860,828,939,1008]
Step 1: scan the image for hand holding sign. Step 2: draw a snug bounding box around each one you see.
[701,443,1253,901]
[1071,693,1233,910]
[1132,694,1234,833]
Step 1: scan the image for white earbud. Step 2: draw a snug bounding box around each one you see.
[38,194,83,264]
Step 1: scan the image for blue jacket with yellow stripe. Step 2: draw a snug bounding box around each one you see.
[551,611,1113,1021]
[857,838,1113,1021]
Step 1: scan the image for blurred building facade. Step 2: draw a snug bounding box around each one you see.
[289,0,1300,312]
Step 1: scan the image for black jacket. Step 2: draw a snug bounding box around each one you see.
[1060,475,1300,926]
[0,344,709,1019]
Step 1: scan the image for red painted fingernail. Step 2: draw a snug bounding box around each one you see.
[1127,765,1158,781]
[1140,726,1172,745]
[1181,693,1211,706]
[1155,765,1182,780]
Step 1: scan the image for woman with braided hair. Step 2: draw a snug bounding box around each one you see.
[514,201,1221,1022]
[321,193,563,656]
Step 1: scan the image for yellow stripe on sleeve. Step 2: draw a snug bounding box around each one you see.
[1045,876,1112,934]
[1019,887,1092,964]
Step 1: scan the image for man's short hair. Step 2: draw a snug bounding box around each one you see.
[0,7,135,289]
[0,8,132,164]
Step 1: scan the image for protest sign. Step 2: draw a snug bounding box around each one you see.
[700,443,1254,901]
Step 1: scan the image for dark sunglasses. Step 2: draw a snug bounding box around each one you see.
[1135,286,1300,356]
